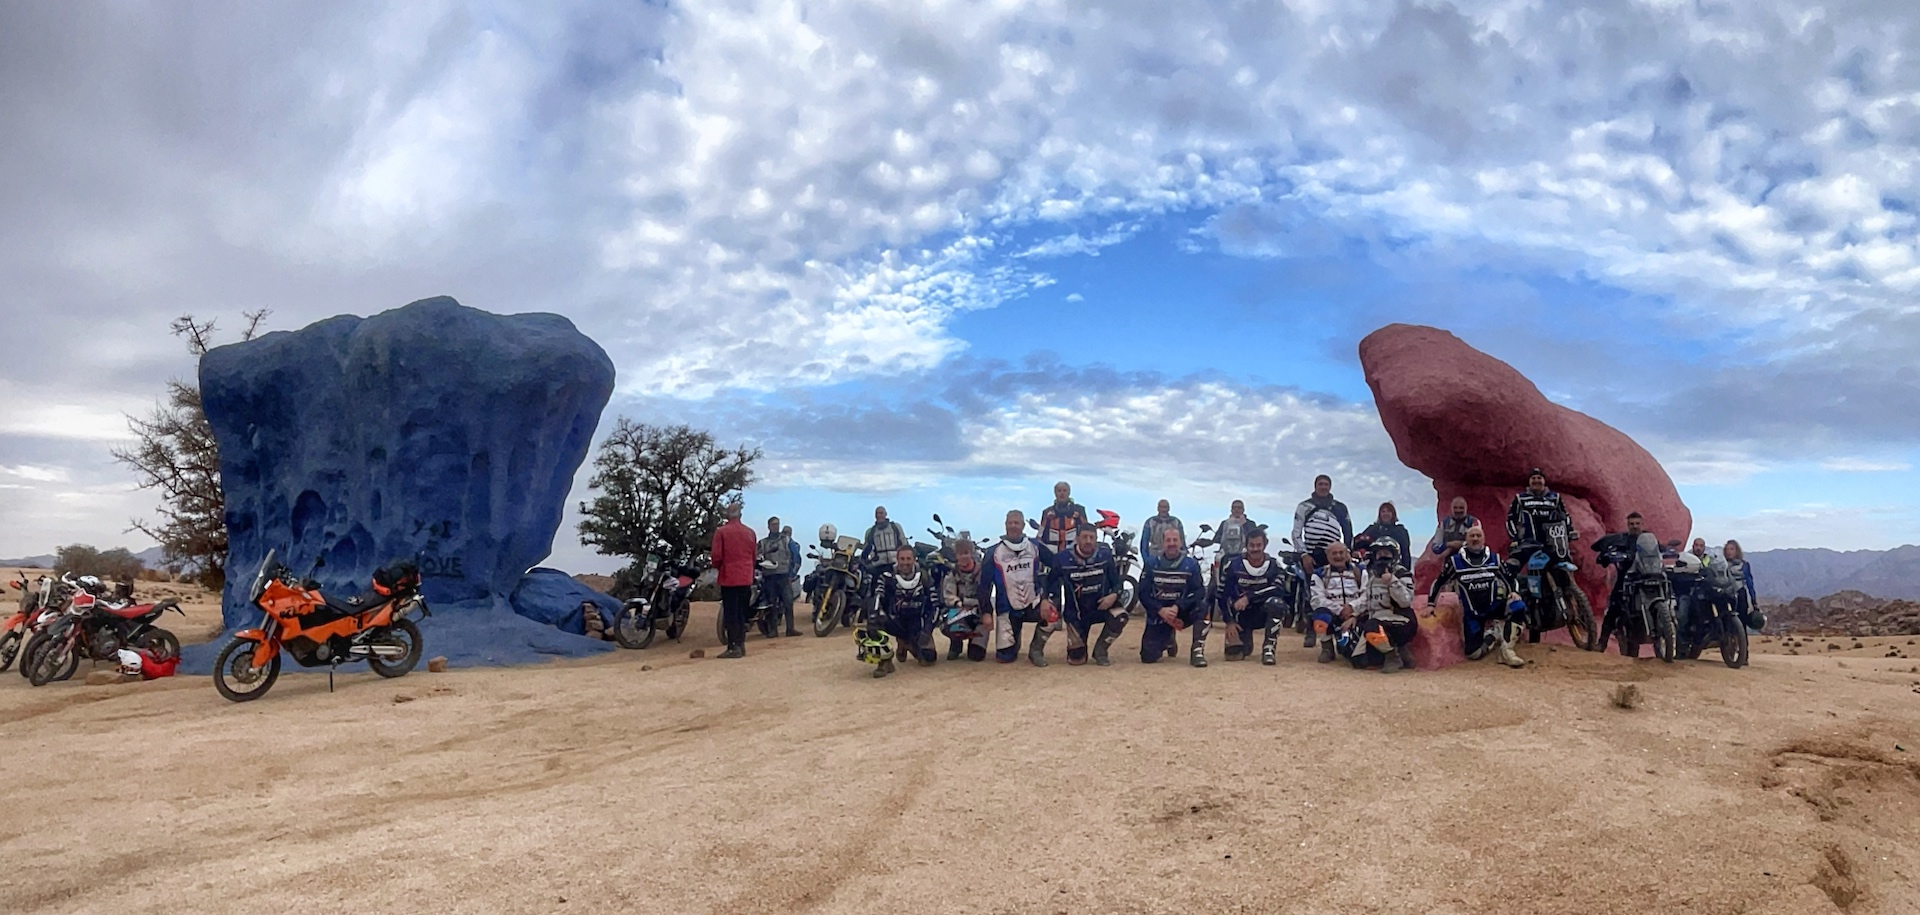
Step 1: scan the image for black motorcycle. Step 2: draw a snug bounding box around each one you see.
[1598,535,1677,661]
[1679,572,1749,669]
[611,552,703,649]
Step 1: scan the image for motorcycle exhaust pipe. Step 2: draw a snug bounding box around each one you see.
[347,643,409,659]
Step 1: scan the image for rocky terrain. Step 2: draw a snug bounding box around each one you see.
[1763,590,1920,637]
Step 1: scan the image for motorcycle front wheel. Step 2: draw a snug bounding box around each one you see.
[812,589,843,638]
[25,633,79,687]
[213,637,281,702]
[0,629,19,672]
[612,605,654,649]
[1718,612,1749,669]
[366,619,423,678]
[1562,581,1597,651]
[1652,598,1677,662]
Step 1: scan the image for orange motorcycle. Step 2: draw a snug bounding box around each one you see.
[213,550,430,702]
[2,573,67,672]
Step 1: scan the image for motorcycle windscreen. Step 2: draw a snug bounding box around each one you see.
[1631,533,1665,578]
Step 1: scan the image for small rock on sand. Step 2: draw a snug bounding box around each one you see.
[689,649,705,659]
[427,656,448,673]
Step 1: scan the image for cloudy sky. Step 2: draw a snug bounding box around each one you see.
[2,0,1917,570]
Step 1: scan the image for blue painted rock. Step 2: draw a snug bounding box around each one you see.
[196,296,618,666]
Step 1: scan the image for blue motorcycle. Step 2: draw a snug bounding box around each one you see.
[1516,520,1596,651]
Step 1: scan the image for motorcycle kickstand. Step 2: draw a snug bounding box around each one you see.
[328,658,342,693]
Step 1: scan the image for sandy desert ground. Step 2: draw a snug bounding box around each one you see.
[4,576,1920,915]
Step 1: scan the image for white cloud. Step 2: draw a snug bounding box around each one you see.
[0,464,71,483]
[1821,457,1914,472]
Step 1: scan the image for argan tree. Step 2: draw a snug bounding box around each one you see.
[53,544,145,583]
[577,420,759,595]
[112,311,268,588]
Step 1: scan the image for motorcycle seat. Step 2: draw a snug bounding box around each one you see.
[320,589,386,616]
[98,601,156,620]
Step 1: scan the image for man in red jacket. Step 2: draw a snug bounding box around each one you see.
[711,500,758,658]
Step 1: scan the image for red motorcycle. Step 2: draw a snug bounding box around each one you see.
[21,575,182,686]
[3,573,67,673]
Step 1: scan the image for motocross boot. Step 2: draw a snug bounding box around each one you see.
[1028,626,1052,667]
[873,657,896,679]
[1496,623,1525,668]
[1262,616,1281,665]
[1318,638,1336,664]
[1189,621,1209,668]
[1395,644,1414,670]
[1093,631,1119,666]
[946,639,963,661]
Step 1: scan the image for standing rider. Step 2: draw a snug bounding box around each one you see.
[939,537,988,661]
[1141,499,1185,560]
[1139,527,1207,666]
[1292,474,1353,576]
[1428,497,1479,560]
[1309,541,1367,663]
[1049,525,1126,666]
[1428,525,1523,668]
[710,501,758,660]
[860,505,909,624]
[1354,501,1412,566]
[758,516,796,637]
[1506,468,1579,577]
[1037,481,1089,562]
[978,510,1059,666]
[1210,500,1260,620]
[872,544,939,679]
[1220,529,1288,665]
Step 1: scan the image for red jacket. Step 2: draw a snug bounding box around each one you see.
[711,520,758,587]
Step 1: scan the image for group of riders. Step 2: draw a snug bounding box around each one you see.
[761,470,1762,679]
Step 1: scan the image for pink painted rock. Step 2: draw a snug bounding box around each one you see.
[1360,324,1692,666]
[1411,593,1466,670]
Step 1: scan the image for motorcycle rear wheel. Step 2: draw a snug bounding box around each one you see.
[0,630,19,672]
[24,633,78,687]
[212,637,281,702]
[1718,612,1749,669]
[135,628,181,662]
[612,605,654,649]
[366,619,422,678]
[812,589,843,638]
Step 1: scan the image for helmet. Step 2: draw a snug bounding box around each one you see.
[77,575,102,593]
[854,626,893,664]
[939,605,980,638]
[818,523,838,547]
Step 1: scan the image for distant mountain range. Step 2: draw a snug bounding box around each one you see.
[0,546,170,570]
[1747,546,1920,601]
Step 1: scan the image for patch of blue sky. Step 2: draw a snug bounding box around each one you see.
[954,210,1721,414]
